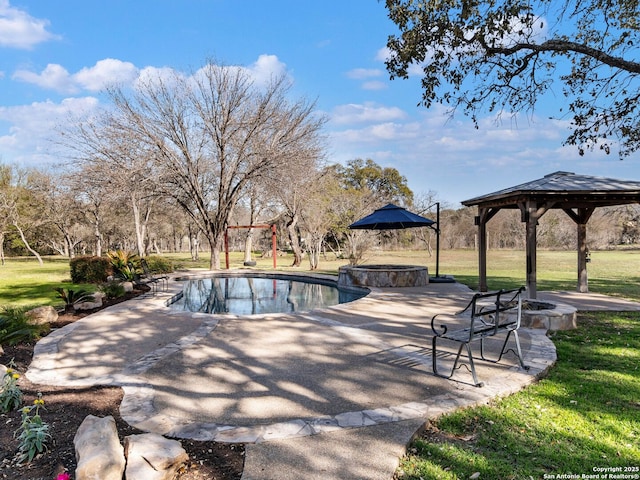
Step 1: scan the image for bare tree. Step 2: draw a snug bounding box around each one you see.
[27,170,86,258]
[298,171,339,270]
[277,179,308,267]
[96,61,325,269]
[62,112,159,257]
[0,166,46,264]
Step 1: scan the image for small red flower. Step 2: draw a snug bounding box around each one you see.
[56,473,71,480]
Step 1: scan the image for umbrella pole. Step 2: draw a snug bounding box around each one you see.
[436,202,440,278]
[429,202,454,283]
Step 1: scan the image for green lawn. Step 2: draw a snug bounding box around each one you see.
[2,249,640,307]
[0,257,95,309]
[397,312,640,479]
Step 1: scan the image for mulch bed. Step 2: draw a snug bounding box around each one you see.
[0,293,245,480]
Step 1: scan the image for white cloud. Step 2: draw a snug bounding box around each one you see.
[74,59,139,91]
[375,47,391,62]
[331,102,406,125]
[188,55,289,90]
[362,80,387,91]
[346,68,382,80]
[14,59,139,94]
[346,67,387,90]
[0,96,99,165]
[136,65,183,88]
[246,54,288,86]
[0,0,59,49]
[325,107,617,204]
[13,63,76,93]
[14,55,289,96]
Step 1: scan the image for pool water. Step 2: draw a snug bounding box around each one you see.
[169,276,368,315]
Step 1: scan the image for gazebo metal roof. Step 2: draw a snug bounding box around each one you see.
[461,171,640,298]
[463,171,640,208]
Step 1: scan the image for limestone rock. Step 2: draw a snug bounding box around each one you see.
[122,281,134,293]
[124,433,188,480]
[74,415,125,480]
[25,305,58,325]
[75,292,105,311]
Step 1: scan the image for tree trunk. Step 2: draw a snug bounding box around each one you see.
[287,214,303,267]
[244,229,254,263]
[93,214,103,257]
[0,231,4,265]
[210,236,222,270]
[308,239,321,270]
[131,195,150,257]
[13,222,43,265]
[64,233,75,258]
[188,225,199,261]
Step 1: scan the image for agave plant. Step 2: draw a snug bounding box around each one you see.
[106,250,140,282]
[54,287,94,313]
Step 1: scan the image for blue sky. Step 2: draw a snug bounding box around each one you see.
[1,0,639,206]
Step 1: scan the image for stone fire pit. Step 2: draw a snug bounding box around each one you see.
[519,300,577,331]
[338,264,428,288]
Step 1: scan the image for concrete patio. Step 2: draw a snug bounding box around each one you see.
[26,272,630,479]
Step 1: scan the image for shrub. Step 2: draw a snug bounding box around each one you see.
[70,256,112,283]
[99,282,126,299]
[0,307,43,346]
[144,255,175,274]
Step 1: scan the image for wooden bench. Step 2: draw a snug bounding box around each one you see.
[430,286,529,387]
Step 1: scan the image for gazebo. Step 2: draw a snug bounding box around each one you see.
[462,171,640,298]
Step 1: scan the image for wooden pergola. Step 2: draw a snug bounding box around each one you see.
[462,171,640,298]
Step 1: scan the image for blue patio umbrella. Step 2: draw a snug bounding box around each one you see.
[348,203,435,230]
[349,203,453,282]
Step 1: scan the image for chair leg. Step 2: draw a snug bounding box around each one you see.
[506,330,529,370]
[479,330,529,371]
[432,335,461,379]
[464,343,483,387]
[432,336,484,387]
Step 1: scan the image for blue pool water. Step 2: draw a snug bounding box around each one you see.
[169,275,368,315]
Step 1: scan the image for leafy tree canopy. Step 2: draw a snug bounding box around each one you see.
[384,0,640,157]
[335,158,414,206]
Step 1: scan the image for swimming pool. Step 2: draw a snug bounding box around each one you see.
[169,274,369,315]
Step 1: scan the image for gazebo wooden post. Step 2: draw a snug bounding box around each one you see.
[476,207,499,292]
[524,201,539,299]
[521,200,551,299]
[477,209,488,292]
[564,207,595,293]
[577,221,588,292]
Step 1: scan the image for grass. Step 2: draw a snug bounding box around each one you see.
[0,257,95,309]
[397,312,640,479]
